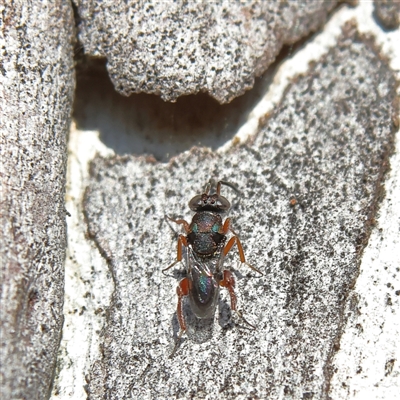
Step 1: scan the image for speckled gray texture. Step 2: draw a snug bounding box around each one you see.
[72,57,276,161]
[0,2,75,399]
[373,0,400,30]
[74,0,338,103]
[83,23,398,399]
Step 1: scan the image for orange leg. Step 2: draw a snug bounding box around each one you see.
[223,235,263,275]
[177,277,190,333]
[166,216,190,233]
[163,235,188,272]
[222,217,231,234]
[168,277,191,358]
[220,270,256,330]
[219,270,237,310]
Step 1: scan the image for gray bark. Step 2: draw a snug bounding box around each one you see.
[82,23,398,399]
[74,0,339,103]
[0,2,75,399]
[373,0,400,30]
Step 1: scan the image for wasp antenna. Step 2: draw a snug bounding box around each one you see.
[219,180,242,195]
[204,180,213,194]
[216,180,222,195]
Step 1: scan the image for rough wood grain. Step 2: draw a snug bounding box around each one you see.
[82,23,398,399]
[373,0,400,30]
[0,2,75,399]
[74,0,339,103]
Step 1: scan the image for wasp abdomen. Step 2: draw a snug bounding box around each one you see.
[189,266,219,319]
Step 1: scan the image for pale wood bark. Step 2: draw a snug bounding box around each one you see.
[0,2,75,399]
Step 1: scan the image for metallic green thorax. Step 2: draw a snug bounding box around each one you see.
[187,212,225,257]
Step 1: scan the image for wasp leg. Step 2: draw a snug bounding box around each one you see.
[221,224,263,275]
[165,216,190,233]
[163,235,188,273]
[169,278,190,358]
[219,270,256,330]
[219,270,237,310]
[222,217,231,234]
[177,277,190,334]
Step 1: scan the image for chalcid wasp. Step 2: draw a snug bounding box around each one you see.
[164,179,262,351]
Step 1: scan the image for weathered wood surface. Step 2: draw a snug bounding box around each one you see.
[0,2,398,400]
[74,0,339,103]
[80,23,398,399]
[373,0,400,30]
[0,2,75,399]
